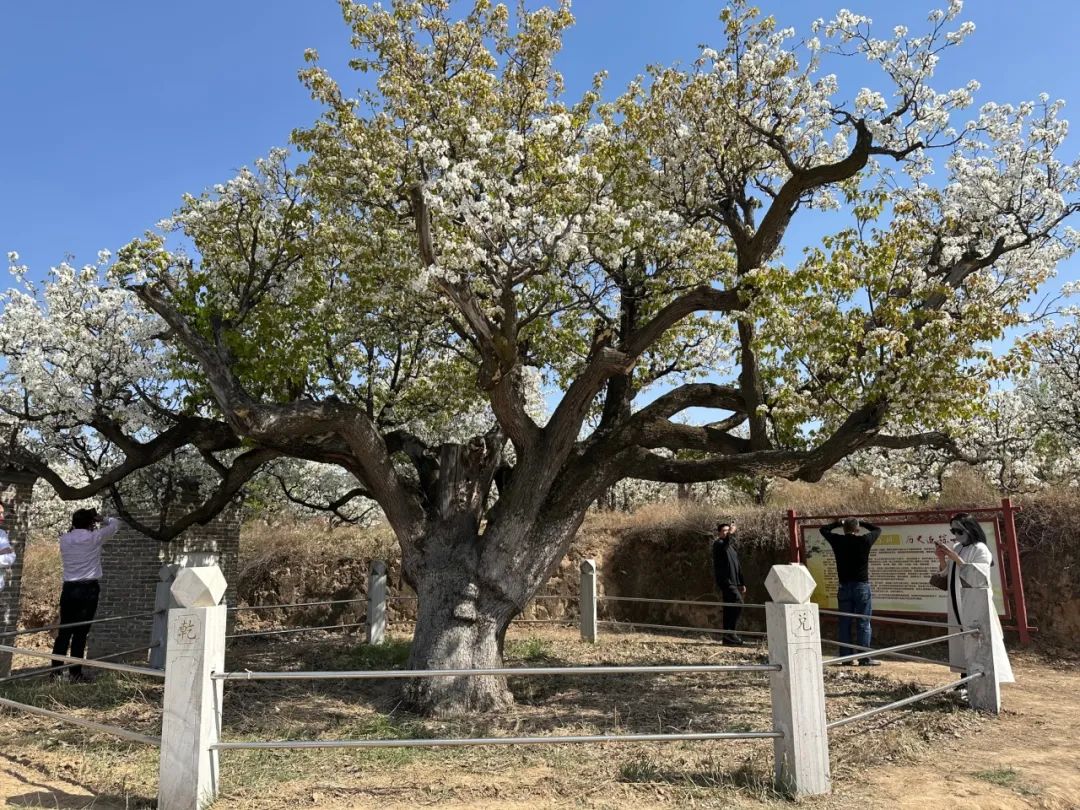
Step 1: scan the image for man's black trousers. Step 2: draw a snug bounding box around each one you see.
[720,587,743,636]
[51,579,100,678]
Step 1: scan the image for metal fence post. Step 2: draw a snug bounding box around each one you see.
[158,565,228,810]
[764,564,831,797]
[149,563,178,669]
[579,559,597,643]
[961,563,1001,714]
[367,560,387,645]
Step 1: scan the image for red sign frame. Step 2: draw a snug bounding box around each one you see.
[786,497,1034,645]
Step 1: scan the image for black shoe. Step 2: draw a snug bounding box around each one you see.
[860,658,883,667]
[839,659,857,666]
[722,636,749,647]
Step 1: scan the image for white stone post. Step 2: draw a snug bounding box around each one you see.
[149,563,178,670]
[579,559,597,643]
[764,564,831,798]
[960,563,1001,714]
[367,560,387,645]
[158,565,228,810]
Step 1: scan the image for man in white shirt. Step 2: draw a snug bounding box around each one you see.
[0,502,16,591]
[51,508,121,681]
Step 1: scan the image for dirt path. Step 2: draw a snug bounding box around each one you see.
[828,653,1080,810]
[2,652,1077,809]
[0,753,124,809]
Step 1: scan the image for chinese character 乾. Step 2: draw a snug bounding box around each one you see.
[176,618,198,642]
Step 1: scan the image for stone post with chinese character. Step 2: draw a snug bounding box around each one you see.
[367,560,387,645]
[158,565,227,810]
[579,559,597,643]
[765,564,831,797]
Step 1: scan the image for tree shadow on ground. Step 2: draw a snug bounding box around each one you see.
[0,754,153,809]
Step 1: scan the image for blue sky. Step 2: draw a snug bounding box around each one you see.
[3,0,1080,297]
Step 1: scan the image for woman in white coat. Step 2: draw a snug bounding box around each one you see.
[933,513,1014,685]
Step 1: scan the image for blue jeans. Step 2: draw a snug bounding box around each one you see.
[837,581,872,659]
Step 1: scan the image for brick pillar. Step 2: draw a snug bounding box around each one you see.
[90,505,241,659]
[0,466,37,677]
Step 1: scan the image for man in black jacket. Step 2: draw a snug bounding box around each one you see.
[820,517,882,666]
[712,521,747,646]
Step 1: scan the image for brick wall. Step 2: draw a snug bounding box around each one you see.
[0,467,37,677]
[89,506,241,659]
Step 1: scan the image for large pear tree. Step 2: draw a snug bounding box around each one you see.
[4,0,1079,713]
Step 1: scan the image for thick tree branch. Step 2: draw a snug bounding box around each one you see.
[630,383,745,424]
[131,282,427,539]
[4,418,239,500]
[112,448,280,541]
[626,400,890,484]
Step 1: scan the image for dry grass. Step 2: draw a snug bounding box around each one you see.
[239,519,397,567]
[0,627,985,809]
[15,538,61,628]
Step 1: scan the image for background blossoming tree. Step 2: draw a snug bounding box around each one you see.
[4,0,1080,713]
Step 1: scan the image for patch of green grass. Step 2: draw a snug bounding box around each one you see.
[974,768,1019,786]
[342,712,432,741]
[0,671,162,717]
[619,755,662,783]
[506,636,553,662]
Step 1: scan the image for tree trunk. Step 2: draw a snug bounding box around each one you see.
[390,439,598,715]
[400,526,518,715]
[399,508,588,715]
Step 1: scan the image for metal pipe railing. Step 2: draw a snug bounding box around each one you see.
[0,611,157,638]
[599,596,766,610]
[827,673,984,729]
[822,630,977,667]
[228,598,364,613]
[213,661,780,682]
[597,620,768,638]
[816,609,958,629]
[819,637,950,667]
[0,695,161,746]
[0,644,164,678]
[227,622,366,640]
[211,728,782,751]
[0,645,159,685]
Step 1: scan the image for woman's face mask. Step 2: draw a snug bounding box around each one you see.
[950,522,969,543]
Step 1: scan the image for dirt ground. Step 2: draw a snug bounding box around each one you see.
[0,631,1077,809]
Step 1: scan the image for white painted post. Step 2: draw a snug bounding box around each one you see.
[764,564,831,798]
[158,565,228,810]
[960,563,1001,714]
[149,563,178,670]
[579,559,597,643]
[367,560,387,645]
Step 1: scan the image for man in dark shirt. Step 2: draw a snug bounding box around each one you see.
[712,521,747,647]
[820,517,882,666]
